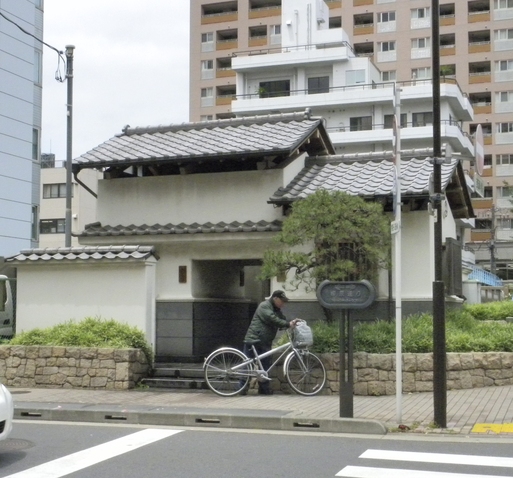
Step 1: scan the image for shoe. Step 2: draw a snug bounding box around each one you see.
[257,389,274,395]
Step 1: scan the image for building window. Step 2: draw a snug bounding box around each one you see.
[484,186,493,197]
[40,219,65,234]
[201,59,214,80]
[379,41,396,52]
[412,37,430,49]
[495,28,513,40]
[349,116,372,131]
[346,69,366,84]
[498,186,513,197]
[497,153,513,164]
[412,112,433,127]
[497,122,513,133]
[381,70,396,81]
[43,183,71,199]
[200,115,213,121]
[412,67,431,79]
[200,87,214,107]
[498,91,513,102]
[384,113,407,129]
[259,80,290,98]
[307,76,329,94]
[271,24,281,35]
[378,11,395,22]
[34,50,42,85]
[31,206,38,241]
[32,128,39,161]
[495,0,513,9]
[497,59,513,71]
[411,7,430,19]
[201,32,214,52]
[499,218,513,229]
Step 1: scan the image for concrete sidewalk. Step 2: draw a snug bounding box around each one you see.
[10,384,513,437]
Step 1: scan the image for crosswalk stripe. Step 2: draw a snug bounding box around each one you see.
[4,428,183,478]
[336,465,508,478]
[360,449,513,468]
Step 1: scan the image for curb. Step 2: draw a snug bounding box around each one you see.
[14,404,387,436]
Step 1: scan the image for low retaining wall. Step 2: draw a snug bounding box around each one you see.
[0,346,150,390]
[318,352,513,396]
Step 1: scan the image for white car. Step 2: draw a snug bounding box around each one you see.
[0,384,13,440]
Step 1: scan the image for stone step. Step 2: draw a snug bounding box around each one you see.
[141,377,208,390]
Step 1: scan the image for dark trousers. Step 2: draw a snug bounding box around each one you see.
[242,342,271,393]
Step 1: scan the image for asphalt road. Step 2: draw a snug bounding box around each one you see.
[1,422,512,477]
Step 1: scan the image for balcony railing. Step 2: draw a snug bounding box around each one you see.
[235,77,467,105]
[231,40,356,58]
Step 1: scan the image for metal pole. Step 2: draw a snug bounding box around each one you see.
[64,45,75,248]
[431,1,447,428]
[393,84,403,424]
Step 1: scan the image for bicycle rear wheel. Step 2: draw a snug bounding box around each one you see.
[203,348,252,397]
[284,350,326,396]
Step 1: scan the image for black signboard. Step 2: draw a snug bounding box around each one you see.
[316,280,376,310]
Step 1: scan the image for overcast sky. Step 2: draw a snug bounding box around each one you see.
[41,1,190,162]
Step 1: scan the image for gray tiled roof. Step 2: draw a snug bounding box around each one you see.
[78,220,283,237]
[72,112,334,171]
[269,157,459,202]
[6,245,158,263]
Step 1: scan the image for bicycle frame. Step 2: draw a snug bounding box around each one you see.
[227,332,305,381]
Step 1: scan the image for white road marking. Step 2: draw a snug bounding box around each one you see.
[336,465,508,478]
[361,449,513,468]
[4,428,182,478]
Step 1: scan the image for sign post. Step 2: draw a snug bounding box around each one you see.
[316,280,376,417]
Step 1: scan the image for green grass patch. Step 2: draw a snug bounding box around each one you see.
[9,317,153,363]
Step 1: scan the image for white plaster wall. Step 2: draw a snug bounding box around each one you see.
[97,168,286,227]
[15,260,157,347]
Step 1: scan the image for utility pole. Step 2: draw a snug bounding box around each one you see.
[490,207,497,275]
[431,0,447,428]
[64,45,75,248]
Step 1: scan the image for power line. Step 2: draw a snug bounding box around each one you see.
[0,9,66,82]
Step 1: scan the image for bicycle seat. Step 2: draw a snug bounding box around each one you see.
[244,339,261,345]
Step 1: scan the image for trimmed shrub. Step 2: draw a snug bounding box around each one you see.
[9,317,153,363]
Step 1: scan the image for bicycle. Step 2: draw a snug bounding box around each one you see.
[203,320,326,397]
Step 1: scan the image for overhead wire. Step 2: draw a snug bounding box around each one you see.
[0,9,66,82]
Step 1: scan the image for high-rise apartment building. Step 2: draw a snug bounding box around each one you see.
[0,0,43,257]
[190,0,513,278]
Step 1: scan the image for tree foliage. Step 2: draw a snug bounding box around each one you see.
[260,190,391,292]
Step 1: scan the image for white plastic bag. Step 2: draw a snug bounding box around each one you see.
[293,321,313,348]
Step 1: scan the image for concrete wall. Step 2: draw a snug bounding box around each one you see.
[15,259,157,348]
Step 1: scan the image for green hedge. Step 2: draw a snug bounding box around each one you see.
[303,302,513,354]
[9,317,153,363]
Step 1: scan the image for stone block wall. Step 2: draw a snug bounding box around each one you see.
[0,346,150,389]
[272,352,513,395]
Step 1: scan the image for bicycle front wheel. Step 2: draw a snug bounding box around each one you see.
[204,348,252,397]
[284,350,326,396]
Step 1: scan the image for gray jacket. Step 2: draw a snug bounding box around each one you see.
[244,299,291,346]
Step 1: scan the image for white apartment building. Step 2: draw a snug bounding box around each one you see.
[39,154,98,249]
[0,0,43,257]
[190,0,513,279]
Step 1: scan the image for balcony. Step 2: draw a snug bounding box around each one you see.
[469,61,491,84]
[217,29,238,51]
[469,30,491,53]
[202,1,238,24]
[353,13,374,36]
[249,26,268,48]
[249,0,281,19]
[470,230,492,241]
[468,0,490,23]
[469,92,491,114]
